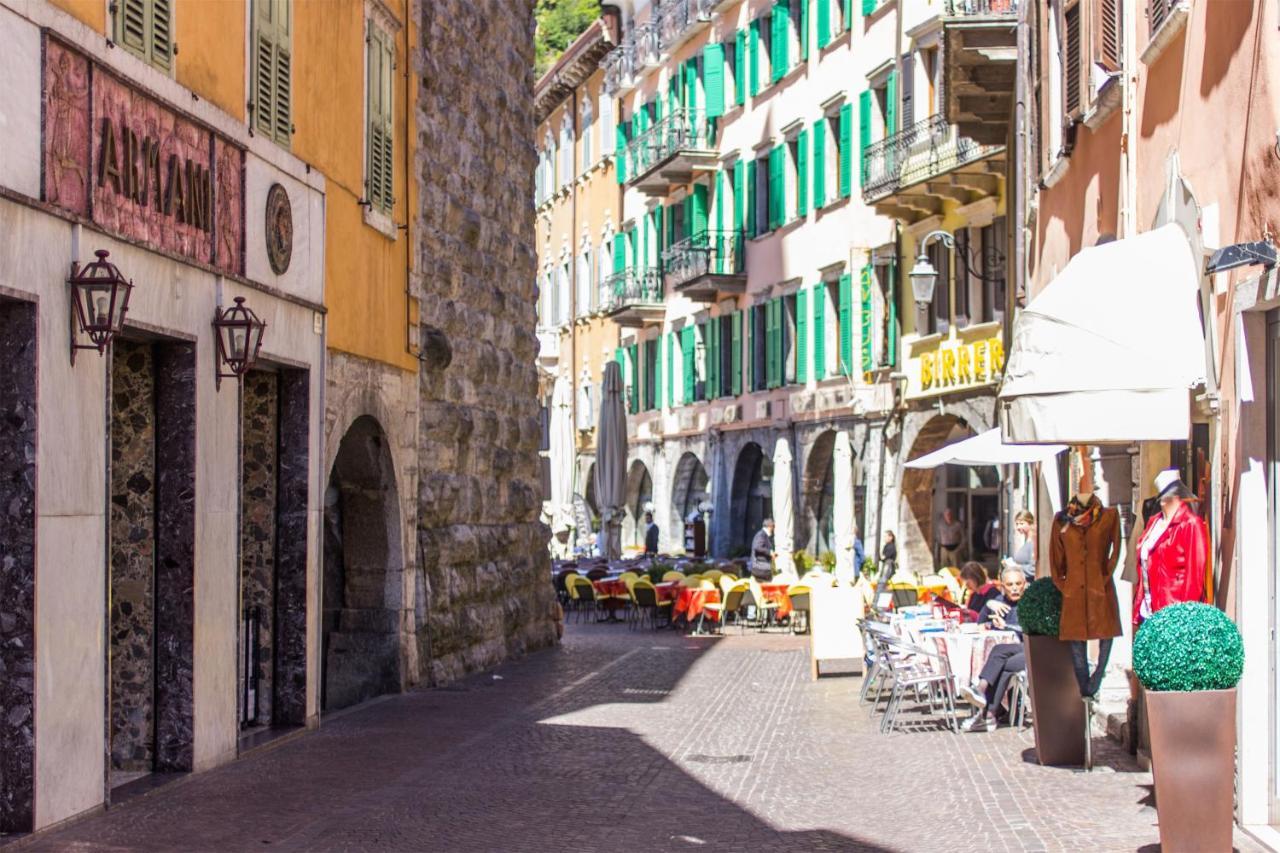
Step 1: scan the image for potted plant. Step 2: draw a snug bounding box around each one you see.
[1018,578,1086,766]
[1133,603,1244,852]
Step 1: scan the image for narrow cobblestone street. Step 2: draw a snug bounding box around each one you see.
[20,624,1262,853]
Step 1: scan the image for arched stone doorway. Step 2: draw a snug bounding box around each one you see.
[669,452,709,546]
[322,416,404,712]
[622,460,653,548]
[728,443,772,557]
[802,431,837,557]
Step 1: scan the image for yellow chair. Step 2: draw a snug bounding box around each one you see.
[748,576,779,629]
[662,571,685,583]
[703,569,722,585]
[718,574,738,596]
[631,579,671,629]
[683,574,703,587]
[568,575,599,623]
[787,584,812,633]
[618,571,639,587]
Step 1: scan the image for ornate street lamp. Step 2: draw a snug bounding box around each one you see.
[909,229,1007,307]
[68,249,133,363]
[212,297,267,389]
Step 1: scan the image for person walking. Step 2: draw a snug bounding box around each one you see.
[643,512,659,556]
[750,519,776,581]
[937,508,966,569]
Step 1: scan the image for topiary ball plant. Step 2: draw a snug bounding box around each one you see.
[1017,577,1063,636]
[1133,602,1244,692]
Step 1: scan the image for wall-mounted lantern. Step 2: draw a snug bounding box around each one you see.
[69,249,132,363]
[212,297,267,389]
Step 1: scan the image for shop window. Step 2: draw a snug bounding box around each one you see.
[113,0,173,73]
[252,0,292,148]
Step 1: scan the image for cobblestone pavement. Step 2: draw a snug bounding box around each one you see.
[18,623,1266,852]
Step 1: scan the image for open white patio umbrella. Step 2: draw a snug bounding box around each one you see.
[832,430,856,583]
[548,374,575,536]
[594,361,628,560]
[904,428,1066,469]
[771,437,795,574]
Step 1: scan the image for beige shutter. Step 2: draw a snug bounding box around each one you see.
[1063,0,1082,118]
[253,0,292,146]
[366,27,396,212]
[116,0,148,56]
[150,0,173,72]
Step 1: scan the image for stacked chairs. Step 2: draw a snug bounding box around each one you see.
[865,630,961,734]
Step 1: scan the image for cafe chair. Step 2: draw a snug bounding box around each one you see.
[747,577,780,630]
[662,571,685,583]
[699,583,747,635]
[630,580,668,630]
[786,584,811,634]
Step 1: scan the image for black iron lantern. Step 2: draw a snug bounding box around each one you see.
[68,249,132,361]
[212,296,267,389]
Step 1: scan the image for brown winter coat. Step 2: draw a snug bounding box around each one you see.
[1049,500,1123,641]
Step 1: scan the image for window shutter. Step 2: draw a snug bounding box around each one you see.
[731,311,743,396]
[771,2,789,83]
[797,128,809,218]
[800,0,810,61]
[839,102,853,198]
[117,0,148,56]
[862,0,876,14]
[616,123,627,183]
[900,52,915,129]
[838,274,853,375]
[796,288,809,383]
[613,233,626,274]
[1064,2,1082,116]
[746,307,756,390]
[749,18,760,97]
[735,29,748,106]
[150,0,173,72]
[627,344,640,413]
[685,59,699,115]
[654,333,664,407]
[272,0,292,145]
[704,44,726,118]
[860,265,874,374]
[746,158,757,238]
[817,0,831,48]
[1096,0,1121,73]
[886,255,898,368]
[733,160,746,234]
[666,332,675,407]
[812,119,826,208]
[813,285,826,380]
[681,327,696,403]
[707,320,720,399]
[655,205,665,263]
[885,70,897,136]
[764,301,775,389]
[366,28,395,212]
[844,0,853,30]
[856,92,870,189]
[767,146,782,231]
[691,184,709,237]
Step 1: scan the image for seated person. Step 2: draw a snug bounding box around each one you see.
[960,562,1000,620]
[959,568,1027,731]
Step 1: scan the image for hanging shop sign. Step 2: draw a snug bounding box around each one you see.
[904,323,1005,401]
[42,36,245,275]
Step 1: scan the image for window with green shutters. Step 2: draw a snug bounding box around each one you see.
[858,90,872,188]
[885,70,898,137]
[733,160,746,236]
[862,0,877,13]
[616,122,628,183]
[746,158,759,238]
[844,0,853,29]
[365,23,395,213]
[612,232,626,274]
[767,146,783,231]
[654,337,664,408]
[704,44,726,119]
[812,119,826,208]
[681,327,696,404]
[627,344,639,413]
[796,288,809,382]
[799,0,810,61]
[705,319,720,400]
[814,284,827,380]
[770,1,789,83]
[644,340,659,410]
[730,312,743,396]
[734,29,748,106]
[666,332,675,407]
[252,0,292,147]
[838,273,853,376]
[838,103,853,199]
[764,300,777,389]
[690,183,709,239]
[749,17,762,97]
[114,0,174,73]
[816,0,831,48]
[797,129,809,218]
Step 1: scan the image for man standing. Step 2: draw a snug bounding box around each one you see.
[643,512,659,556]
[937,507,966,569]
[751,518,776,581]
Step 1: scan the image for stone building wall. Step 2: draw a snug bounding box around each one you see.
[240,370,279,725]
[413,0,557,685]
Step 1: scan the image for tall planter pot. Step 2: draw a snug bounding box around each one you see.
[1146,688,1236,853]
[1022,635,1086,766]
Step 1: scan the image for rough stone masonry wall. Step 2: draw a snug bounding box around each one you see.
[413,0,558,684]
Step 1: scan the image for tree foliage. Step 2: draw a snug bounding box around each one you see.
[535,0,601,77]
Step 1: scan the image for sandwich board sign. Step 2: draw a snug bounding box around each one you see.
[809,583,865,679]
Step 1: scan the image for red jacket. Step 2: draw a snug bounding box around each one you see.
[1132,503,1208,626]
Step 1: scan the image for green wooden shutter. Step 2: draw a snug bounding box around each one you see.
[887,255,898,367]
[116,0,173,73]
[733,160,746,234]
[686,59,699,116]
[655,205,665,265]
[735,29,747,106]
[886,70,898,136]
[768,146,783,231]
[812,119,826,208]
[860,265,874,374]
[746,158,757,238]
[627,344,640,413]
[707,320,720,399]
[746,307,756,390]
[731,311,743,396]
[714,171,726,273]
[616,122,627,183]
[771,1,789,83]
[796,288,809,383]
[839,103,853,199]
[800,0,810,61]
[838,273,853,376]
[666,332,675,406]
[691,184,709,238]
[655,336,664,407]
[749,18,760,97]
[116,0,148,57]
[681,327,696,403]
[704,44,725,118]
[764,299,776,388]
[858,90,872,188]
[797,129,809,218]
[813,285,827,380]
[641,213,651,271]
[862,0,876,13]
[844,0,853,29]
[613,233,626,274]
[817,0,831,48]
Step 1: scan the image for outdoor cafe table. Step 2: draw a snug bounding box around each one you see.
[673,586,720,623]
[759,582,793,619]
[591,578,628,619]
[898,621,1020,686]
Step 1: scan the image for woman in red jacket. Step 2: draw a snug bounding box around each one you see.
[1132,469,1209,627]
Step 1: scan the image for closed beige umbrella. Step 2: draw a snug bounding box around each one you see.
[594,361,628,560]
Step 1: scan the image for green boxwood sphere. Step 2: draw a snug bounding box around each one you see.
[1017,577,1063,636]
[1133,602,1244,692]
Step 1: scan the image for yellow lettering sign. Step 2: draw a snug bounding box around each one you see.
[941,348,957,384]
[957,345,973,383]
[913,337,1003,398]
[921,352,934,389]
[990,339,1005,373]
[973,340,987,381]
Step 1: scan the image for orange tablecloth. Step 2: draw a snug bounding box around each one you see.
[655,581,681,603]
[592,579,628,598]
[674,587,721,622]
[760,583,793,619]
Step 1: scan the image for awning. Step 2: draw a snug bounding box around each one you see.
[904,428,1066,469]
[999,224,1206,444]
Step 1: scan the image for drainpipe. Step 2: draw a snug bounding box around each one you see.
[569,85,580,501]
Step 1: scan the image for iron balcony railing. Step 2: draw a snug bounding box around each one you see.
[624,108,715,183]
[944,0,1019,15]
[662,230,745,289]
[861,114,1003,202]
[659,0,715,51]
[634,19,662,68]
[602,43,636,94]
[600,268,664,314]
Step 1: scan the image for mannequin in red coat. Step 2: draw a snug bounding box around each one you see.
[1132,469,1209,627]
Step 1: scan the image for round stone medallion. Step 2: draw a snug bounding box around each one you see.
[265,183,293,275]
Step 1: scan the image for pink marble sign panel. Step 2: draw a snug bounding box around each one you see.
[42,40,91,217]
[213,138,244,276]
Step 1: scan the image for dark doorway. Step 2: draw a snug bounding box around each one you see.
[623,460,653,548]
[729,443,772,557]
[668,452,710,548]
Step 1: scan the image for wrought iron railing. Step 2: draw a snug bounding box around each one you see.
[662,230,745,289]
[944,0,1019,15]
[600,268,664,314]
[602,42,636,94]
[659,0,715,50]
[634,19,662,68]
[861,114,1003,202]
[624,109,715,183]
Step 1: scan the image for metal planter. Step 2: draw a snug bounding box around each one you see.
[1146,688,1236,853]
[1023,634,1086,766]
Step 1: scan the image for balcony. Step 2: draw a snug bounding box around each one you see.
[626,109,718,196]
[659,0,715,52]
[602,42,636,94]
[634,19,662,69]
[662,230,746,302]
[862,114,1005,222]
[942,0,1019,146]
[600,268,665,327]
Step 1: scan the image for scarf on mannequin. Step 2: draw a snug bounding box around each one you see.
[1059,495,1101,532]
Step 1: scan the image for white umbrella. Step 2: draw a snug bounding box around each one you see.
[832,430,855,583]
[548,374,575,535]
[904,428,1066,469]
[595,361,628,560]
[771,437,795,574]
